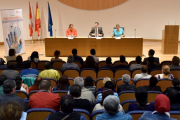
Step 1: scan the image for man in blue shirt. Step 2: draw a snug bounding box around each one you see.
[21,61,39,77]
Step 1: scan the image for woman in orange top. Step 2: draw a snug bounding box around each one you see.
[29,77,42,92]
[66,24,77,37]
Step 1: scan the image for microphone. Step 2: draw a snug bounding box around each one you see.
[134,29,136,38]
[55,30,57,38]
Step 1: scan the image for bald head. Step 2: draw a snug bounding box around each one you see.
[39,80,51,91]
[44,62,51,69]
[141,65,148,73]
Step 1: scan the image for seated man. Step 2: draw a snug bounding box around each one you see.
[143,49,159,65]
[1,62,19,79]
[147,57,159,73]
[21,61,39,77]
[117,74,136,94]
[134,65,152,81]
[0,75,7,95]
[0,80,28,111]
[130,56,143,71]
[74,77,95,103]
[101,57,115,71]
[29,80,60,111]
[89,22,104,37]
[46,95,86,120]
[61,55,80,72]
[70,84,92,113]
[39,62,60,81]
[115,55,129,69]
[90,49,99,63]
[95,95,133,120]
[66,24,77,37]
[72,48,84,65]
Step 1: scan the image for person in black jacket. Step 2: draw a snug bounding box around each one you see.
[72,48,84,65]
[163,78,180,94]
[143,49,159,65]
[101,57,115,72]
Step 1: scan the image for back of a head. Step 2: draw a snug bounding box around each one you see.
[155,94,170,113]
[0,101,23,120]
[15,77,22,90]
[60,95,75,113]
[149,76,158,87]
[39,80,51,91]
[3,80,16,94]
[7,62,15,70]
[0,75,7,86]
[104,81,114,90]
[24,61,31,69]
[172,56,180,66]
[31,51,39,60]
[100,89,114,105]
[166,88,180,105]
[141,65,148,73]
[122,74,130,84]
[120,55,125,63]
[172,78,180,87]
[90,49,96,55]
[162,65,170,78]
[67,55,74,63]
[70,84,81,97]
[9,49,15,56]
[103,77,111,85]
[106,57,112,65]
[85,56,96,67]
[103,95,119,115]
[84,76,94,87]
[16,55,23,63]
[149,49,155,56]
[54,50,60,58]
[57,75,69,90]
[136,56,142,64]
[32,77,42,88]
[72,48,77,55]
[74,77,84,87]
[44,62,51,69]
[148,57,154,64]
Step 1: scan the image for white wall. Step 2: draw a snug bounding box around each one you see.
[0,0,180,42]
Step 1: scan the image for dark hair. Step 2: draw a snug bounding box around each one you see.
[100,88,114,105]
[72,48,77,55]
[148,57,154,64]
[90,49,96,55]
[24,61,31,69]
[69,24,73,28]
[135,87,148,110]
[7,62,15,70]
[0,101,23,120]
[95,22,99,25]
[16,55,23,63]
[85,56,97,69]
[166,88,180,105]
[15,77,22,90]
[31,77,42,89]
[57,75,70,90]
[54,50,60,58]
[44,62,51,69]
[106,57,112,64]
[30,51,39,61]
[70,84,81,97]
[141,65,148,73]
[3,80,16,94]
[60,95,75,113]
[104,81,114,90]
[149,49,155,56]
[172,56,180,66]
[9,49,16,56]
[136,56,142,64]
[149,76,158,87]
[172,78,179,88]
[84,76,94,86]
[39,80,51,90]
[0,75,7,86]
[120,55,125,63]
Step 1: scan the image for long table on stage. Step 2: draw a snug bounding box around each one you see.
[45,37,143,57]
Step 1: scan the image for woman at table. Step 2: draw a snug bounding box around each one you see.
[66,24,77,37]
[112,24,125,38]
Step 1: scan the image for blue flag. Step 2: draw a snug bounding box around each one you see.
[48,3,53,36]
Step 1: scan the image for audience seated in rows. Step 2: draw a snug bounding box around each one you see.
[134,65,151,81]
[39,62,60,81]
[28,51,40,63]
[70,84,92,113]
[95,95,132,120]
[1,62,20,79]
[169,56,180,70]
[84,76,97,94]
[74,77,95,103]
[96,81,119,101]
[15,76,29,94]
[29,80,60,111]
[61,55,80,72]
[72,48,84,65]
[0,75,7,95]
[130,56,142,71]
[21,61,39,77]
[117,74,136,94]
[91,49,99,64]
[139,94,175,120]
[46,95,86,120]
[0,57,5,65]
[15,55,24,68]
[164,78,180,94]
[155,65,173,79]
[50,50,62,62]
[83,56,97,70]
[53,75,70,91]
[147,57,160,73]
[101,57,115,71]
[0,80,28,111]
[97,77,116,92]
[143,49,159,65]
[115,55,129,69]
[29,77,42,92]
[5,49,16,62]
[128,87,154,112]
[143,76,162,92]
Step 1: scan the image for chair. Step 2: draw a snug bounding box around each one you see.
[150,68,162,77]
[23,60,37,68]
[147,91,162,103]
[74,60,82,69]
[160,61,171,68]
[54,69,62,76]
[68,78,74,86]
[156,79,173,92]
[131,69,142,79]
[26,108,56,120]
[7,60,17,65]
[37,68,43,73]
[15,68,23,73]
[114,69,131,81]
[127,110,147,120]
[116,78,134,89]
[128,61,143,68]
[170,111,180,120]
[119,91,136,104]
[80,68,97,81]
[42,78,57,88]
[97,68,114,79]
[52,90,68,98]
[95,78,115,90]
[29,90,39,98]
[135,78,150,87]
[0,68,6,75]
[37,61,50,69]
[63,69,80,79]
[113,61,128,67]
[171,69,180,79]
[121,100,137,111]
[97,61,106,68]
[16,90,28,99]
[91,110,105,120]
[73,109,91,120]
[52,61,66,70]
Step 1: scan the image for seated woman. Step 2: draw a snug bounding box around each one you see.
[97,77,116,92]
[112,24,125,38]
[28,51,39,63]
[5,49,16,62]
[169,56,180,70]
[66,24,77,37]
[139,94,175,120]
[15,77,29,94]
[93,89,124,113]
[84,76,96,94]
[15,55,24,68]
[155,65,173,79]
[128,87,154,111]
[29,77,42,92]
[83,56,97,70]
[53,75,70,91]
[50,50,62,62]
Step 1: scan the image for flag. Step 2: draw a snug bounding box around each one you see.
[48,3,53,37]
[29,2,33,36]
[35,2,41,36]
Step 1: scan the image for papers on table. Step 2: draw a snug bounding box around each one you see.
[115,37,121,39]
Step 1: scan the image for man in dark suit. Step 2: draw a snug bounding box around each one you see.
[72,48,84,65]
[89,22,104,37]
[143,49,159,65]
[147,57,159,73]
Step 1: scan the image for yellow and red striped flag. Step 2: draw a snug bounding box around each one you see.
[29,2,33,36]
[35,2,41,36]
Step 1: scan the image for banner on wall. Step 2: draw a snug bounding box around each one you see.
[1,9,25,56]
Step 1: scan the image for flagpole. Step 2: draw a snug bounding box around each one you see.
[29,1,34,43]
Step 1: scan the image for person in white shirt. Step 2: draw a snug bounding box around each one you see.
[130,56,143,71]
[90,49,99,64]
[134,65,151,81]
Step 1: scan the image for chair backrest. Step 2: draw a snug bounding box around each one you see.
[73,109,91,120]
[15,68,23,73]
[121,100,137,111]
[7,60,17,65]
[23,60,37,68]
[160,61,171,68]
[95,78,115,90]
[147,91,162,103]
[135,79,150,87]
[127,110,147,120]
[150,68,162,77]
[114,69,131,81]
[113,61,128,67]
[170,111,180,120]
[97,61,106,68]
[52,61,66,70]
[80,68,97,81]
[97,69,114,79]
[63,69,80,79]
[37,61,50,69]
[171,69,180,79]
[42,78,57,89]
[116,78,134,90]
[52,90,68,98]
[128,61,143,68]
[54,69,62,76]
[146,61,160,66]
[73,60,82,69]
[68,78,74,86]
[119,91,136,104]
[27,108,56,120]
[157,79,173,92]
[29,90,39,98]
[0,69,5,75]
[91,110,105,120]
[16,90,28,99]
[131,69,142,78]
